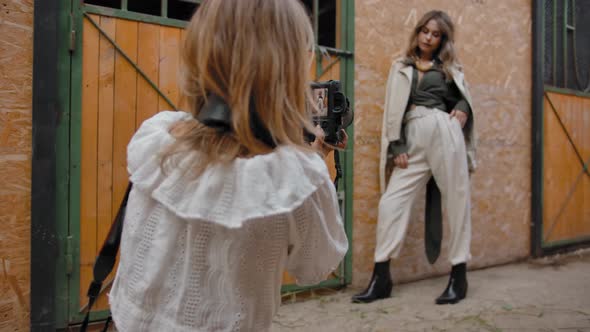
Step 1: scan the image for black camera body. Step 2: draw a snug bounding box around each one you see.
[306,80,353,145]
[197,80,352,147]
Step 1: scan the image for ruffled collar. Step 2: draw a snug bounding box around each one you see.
[128,111,331,229]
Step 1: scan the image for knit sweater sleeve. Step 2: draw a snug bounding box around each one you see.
[286,179,349,286]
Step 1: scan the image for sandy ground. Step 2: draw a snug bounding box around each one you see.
[271,250,590,332]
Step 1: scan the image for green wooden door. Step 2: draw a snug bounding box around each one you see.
[532,0,590,256]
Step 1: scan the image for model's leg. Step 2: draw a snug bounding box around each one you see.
[373,158,432,263]
[427,111,471,305]
[352,116,432,304]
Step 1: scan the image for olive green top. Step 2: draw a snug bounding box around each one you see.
[409,66,470,114]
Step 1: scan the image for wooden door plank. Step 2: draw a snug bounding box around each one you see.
[558,95,584,238]
[543,95,564,241]
[544,94,571,241]
[158,26,181,111]
[95,16,117,309]
[583,97,590,236]
[556,93,586,240]
[113,17,138,216]
[558,93,574,240]
[98,18,139,309]
[562,94,589,238]
[583,175,590,236]
[79,14,100,307]
[178,28,189,111]
[136,22,160,128]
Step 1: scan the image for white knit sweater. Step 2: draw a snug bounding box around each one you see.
[108,111,348,332]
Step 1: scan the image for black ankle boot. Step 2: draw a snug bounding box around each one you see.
[351,261,393,303]
[435,263,468,305]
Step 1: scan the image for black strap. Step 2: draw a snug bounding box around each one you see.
[197,94,277,148]
[333,150,342,191]
[80,182,133,332]
[424,177,442,264]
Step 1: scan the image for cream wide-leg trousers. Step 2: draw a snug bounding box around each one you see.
[375,106,472,265]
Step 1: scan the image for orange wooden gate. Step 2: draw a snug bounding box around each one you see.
[542,91,590,246]
[78,13,185,313]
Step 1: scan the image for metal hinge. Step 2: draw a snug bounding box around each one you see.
[65,235,73,275]
[69,12,76,53]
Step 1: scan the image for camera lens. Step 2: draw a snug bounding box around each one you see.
[333,92,345,113]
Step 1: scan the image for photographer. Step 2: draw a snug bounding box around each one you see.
[107,0,348,331]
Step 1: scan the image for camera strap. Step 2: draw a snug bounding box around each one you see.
[80,182,133,332]
[198,94,277,148]
[333,150,342,191]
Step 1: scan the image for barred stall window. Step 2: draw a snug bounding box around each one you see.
[127,0,161,17]
[83,0,200,20]
[544,0,590,92]
[84,0,121,9]
[82,0,339,48]
[302,0,337,48]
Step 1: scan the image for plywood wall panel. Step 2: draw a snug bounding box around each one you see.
[0,0,33,330]
[353,0,532,285]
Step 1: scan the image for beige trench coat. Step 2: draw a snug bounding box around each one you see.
[379,59,477,194]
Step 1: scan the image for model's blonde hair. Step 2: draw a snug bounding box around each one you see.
[164,0,315,172]
[405,10,461,79]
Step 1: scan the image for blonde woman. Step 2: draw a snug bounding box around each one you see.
[352,10,476,305]
[108,0,348,330]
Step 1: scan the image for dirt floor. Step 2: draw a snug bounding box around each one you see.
[271,250,590,332]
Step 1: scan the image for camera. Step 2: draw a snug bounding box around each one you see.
[306,80,353,145]
[196,80,352,147]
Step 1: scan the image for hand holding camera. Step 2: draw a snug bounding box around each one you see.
[312,126,349,158]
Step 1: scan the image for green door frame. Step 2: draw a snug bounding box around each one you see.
[30,0,73,330]
[56,0,355,326]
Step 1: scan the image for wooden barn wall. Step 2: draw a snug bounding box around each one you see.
[0,0,33,330]
[353,0,532,286]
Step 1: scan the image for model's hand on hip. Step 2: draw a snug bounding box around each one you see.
[450,110,467,128]
[394,153,409,169]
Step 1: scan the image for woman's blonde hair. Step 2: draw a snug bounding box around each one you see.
[163,0,315,172]
[405,10,461,79]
